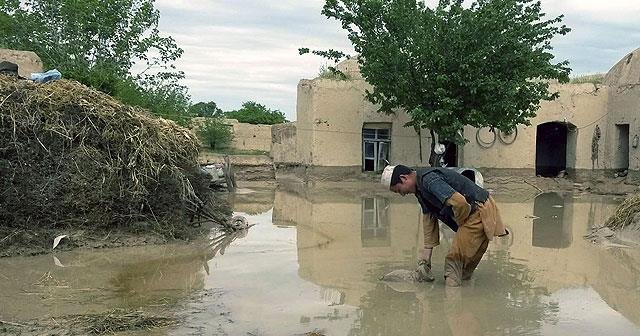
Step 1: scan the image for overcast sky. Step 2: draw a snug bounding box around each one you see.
[154,0,640,121]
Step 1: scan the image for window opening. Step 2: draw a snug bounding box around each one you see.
[362,127,391,172]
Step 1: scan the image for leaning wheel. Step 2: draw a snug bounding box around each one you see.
[476,127,496,149]
[498,128,518,145]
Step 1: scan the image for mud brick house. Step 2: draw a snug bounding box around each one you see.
[272,48,640,183]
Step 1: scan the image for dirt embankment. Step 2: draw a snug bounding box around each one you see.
[0,76,231,257]
[199,151,276,181]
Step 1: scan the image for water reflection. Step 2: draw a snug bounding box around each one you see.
[1,185,639,336]
[361,197,391,247]
[228,186,275,215]
[269,185,640,335]
[0,243,213,322]
[532,192,572,248]
[110,251,208,304]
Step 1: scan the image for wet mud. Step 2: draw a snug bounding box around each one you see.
[1,183,640,335]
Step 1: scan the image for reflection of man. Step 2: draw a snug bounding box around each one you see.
[381,165,507,286]
[416,288,482,336]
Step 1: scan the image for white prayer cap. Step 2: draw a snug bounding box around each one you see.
[381,165,396,189]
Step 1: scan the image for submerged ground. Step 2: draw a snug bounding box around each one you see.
[1,181,640,335]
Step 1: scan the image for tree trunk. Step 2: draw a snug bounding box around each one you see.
[416,126,423,163]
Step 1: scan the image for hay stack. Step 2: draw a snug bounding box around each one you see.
[605,193,640,231]
[0,75,227,235]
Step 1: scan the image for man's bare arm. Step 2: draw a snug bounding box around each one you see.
[421,213,439,262]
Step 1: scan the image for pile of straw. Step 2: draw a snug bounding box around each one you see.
[605,193,640,231]
[69,309,178,334]
[0,75,227,235]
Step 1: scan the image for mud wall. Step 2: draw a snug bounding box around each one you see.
[288,49,640,184]
[295,62,432,169]
[227,119,272,152]
[192,118,272,153]
[271,122,299,164]
[296,81,315,165]
[198,153,275,181]
[603,48,640,181]
[0,48,43,78]
[461,83,610,172]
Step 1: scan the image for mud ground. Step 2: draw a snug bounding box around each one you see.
[0,220,218,258]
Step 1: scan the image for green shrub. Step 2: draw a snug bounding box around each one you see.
[197,118,233,150]
[113,76,194,127]
[570,73,605,84]
[318,64,350,80]
[225,101,286,125]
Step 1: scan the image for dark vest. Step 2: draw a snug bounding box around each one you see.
[414,168,489,231]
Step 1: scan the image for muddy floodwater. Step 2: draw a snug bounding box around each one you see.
[2,183,640,335]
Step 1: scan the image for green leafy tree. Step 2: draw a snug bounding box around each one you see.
[225,101,287,125]
[110,72,193,125]
[189,101,224,118]
[0,0,190,120]
[197,118,234,150]
[302,0,571,165]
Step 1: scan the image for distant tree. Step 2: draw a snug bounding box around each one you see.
[0,0,190,120]
[189,101,224,118]
[225,101,287,125]
[302,0,571,165]
[197,118,234,150]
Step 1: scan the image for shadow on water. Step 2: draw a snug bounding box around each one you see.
[2,184,640,336]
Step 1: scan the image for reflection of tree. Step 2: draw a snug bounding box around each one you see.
[109,226,251,308]
[477,250,555,334]
[349,249,555,336]
[110,252,209,308]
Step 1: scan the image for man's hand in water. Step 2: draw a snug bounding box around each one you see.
[415,259,435,282]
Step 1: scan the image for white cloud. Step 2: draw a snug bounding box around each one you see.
[155,0,216,12]
[542,0,640,23]
[155,1,640,120]
[154,1,353,120]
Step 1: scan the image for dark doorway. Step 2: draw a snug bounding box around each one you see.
[536,122,568,177]
[615,124,630,170]
[441,141,458,167]
[532,192,572,248]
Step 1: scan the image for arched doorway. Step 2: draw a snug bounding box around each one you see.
[535,122,576,177]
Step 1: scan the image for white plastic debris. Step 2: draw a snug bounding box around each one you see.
[53,256,66,267]
[52,234,68,250]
